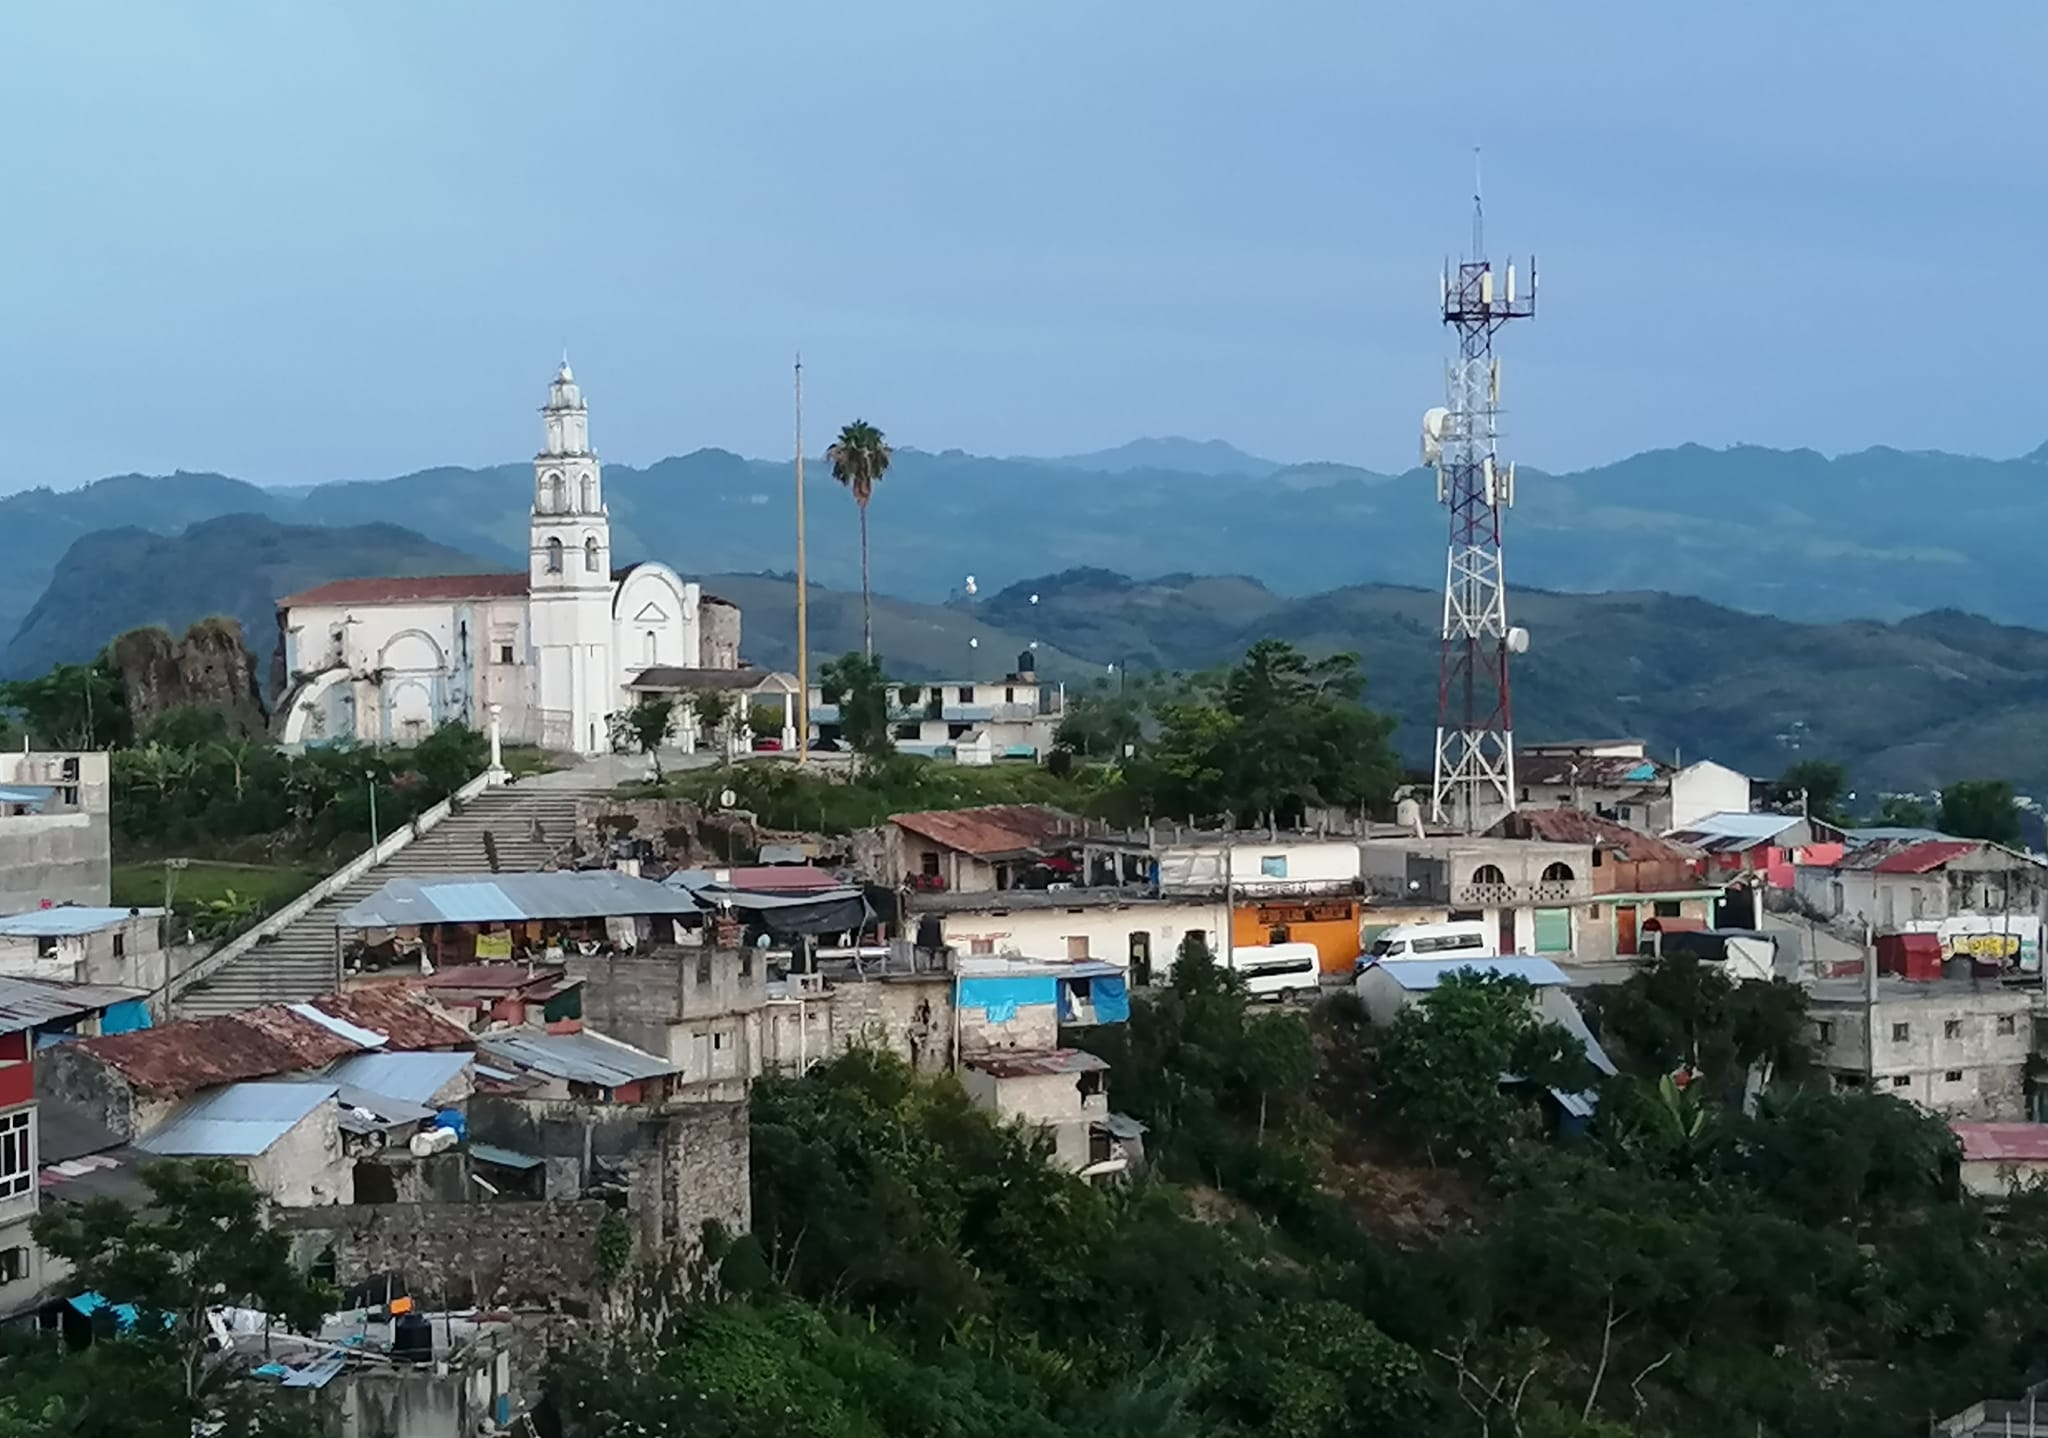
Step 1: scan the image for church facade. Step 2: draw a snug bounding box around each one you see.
[274,363,742,755]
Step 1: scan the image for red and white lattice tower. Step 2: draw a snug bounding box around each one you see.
[1424,178,1535,833]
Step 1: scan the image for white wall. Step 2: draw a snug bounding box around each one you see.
[280,596,533,745]
[1157,841,1361,895]
[1668,762,1751,834]
[612,564,704,689]
[936,898,1229,973]
[247,1103,348,1207]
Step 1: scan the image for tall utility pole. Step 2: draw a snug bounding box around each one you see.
[794,353,810,765]
[1423,155,1536,833]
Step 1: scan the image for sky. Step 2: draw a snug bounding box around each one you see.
[5,2,2041,489]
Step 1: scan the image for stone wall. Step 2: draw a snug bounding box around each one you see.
[0,814,112,914]
[573,796,707,860]
[276,1199,610,1308]
[825,974,954,1074]
[700,599,741,670]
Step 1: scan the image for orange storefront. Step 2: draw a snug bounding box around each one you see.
[1231,897,1363,976]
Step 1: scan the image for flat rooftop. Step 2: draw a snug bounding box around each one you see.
[1808,974,2043,1006]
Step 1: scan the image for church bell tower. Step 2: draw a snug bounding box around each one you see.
[528,360,615,755]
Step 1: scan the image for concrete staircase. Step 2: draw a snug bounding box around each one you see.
[175,783,595,1018]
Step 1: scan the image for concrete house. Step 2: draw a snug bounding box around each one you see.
[138,1080,348,1207]
[1808,974,2039,1120]
[0,906,168,1011]
[1794,837,2048,970]
[960,1048,1139,1178]
[0,751,111,914]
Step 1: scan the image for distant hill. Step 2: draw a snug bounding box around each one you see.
[1043,436,1282,477]
[4,438,2047,648]
[0,515,484,678]
[11,510,2048,793]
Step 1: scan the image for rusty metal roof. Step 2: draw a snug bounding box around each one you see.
[1516,752,1668,789]
[0,976,149,1036]
[278,573,527,608]
[1871,840,1982,874]
[892,805,1081,858]
[1953,1122,2048,1164]
[69,1008,364,1094]
[65,990,469,1094]
[303,988,474,1050]
[1490,809,1700,865]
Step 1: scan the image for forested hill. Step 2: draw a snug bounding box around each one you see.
[12,501,2048,797]
[6,437,2048,643]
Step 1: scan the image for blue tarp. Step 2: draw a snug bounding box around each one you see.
[956,974,1056,1025]
[1091,976,1130,1023]
[100,999,152,1036]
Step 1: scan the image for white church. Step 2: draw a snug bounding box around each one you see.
[276,362,776,755]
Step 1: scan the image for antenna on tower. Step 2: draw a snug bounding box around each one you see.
[1471,147,1484,259]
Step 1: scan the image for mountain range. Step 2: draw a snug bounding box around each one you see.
[15,508,2048,799]
[4,438,2046,666]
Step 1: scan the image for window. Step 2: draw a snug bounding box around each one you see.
[643,631,657,665]
[1835,1071,1866,1089]
[896,723,921,740]
[1268,925,1291,944]
[1589,904,1603,919]
[0,1247,26,1284]
[545,537,564,573]
[1540,862,1575,883]
[1816,1021,1834,1043]
[499,644,515,665]
[739,946,753,978]
[957,686,973,702]
[1066,936,1091,960]
[1891,1022,1911,1042]
[1005,686,1016,703]
[1471,864,1507,887]
[1944,1019,1963,1040]
[1891,1075,1911,1089]
[1999,1015,2018,1036]
[1653,900,1682,918]
[696,953,713,986]
[112,931,125,960]
[1591,848,1604,868]
[970,938,995,955]
[920,852,941,878]
[584,536,601,571]
[0,1110,31,1200]
[1618,806,1633,821]
[713,1031,728,1052]
[544,472,565,510]
[580,473,596,511]
[1945,1070,1965,1083]
[1260,855,1289,878]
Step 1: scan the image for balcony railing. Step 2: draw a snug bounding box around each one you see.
[1452,878,1589,907]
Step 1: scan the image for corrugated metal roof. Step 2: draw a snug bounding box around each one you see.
[1953,1122,2048,1163]
[326,1051,471,1106]
[1488,809,1701,864]
[62,1001,403,1094]
[1364,956,1573,990]
[0,785,53,808]
[1665,811,1802,846]
[305,988,475,1051]
[140,1082,337,1157]
[965,1048,1109,1078]
[477,1028,677,1086]
[891,805,1080,859]
[469,1141,543,1170]
[338,871,703,928]
[0,906,163,937]
[0,975,150,1035]
[1873,840,1982,874]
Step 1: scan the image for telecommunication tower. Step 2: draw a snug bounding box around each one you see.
[1422,166,1535,833]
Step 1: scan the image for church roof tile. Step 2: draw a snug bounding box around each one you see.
[278,573,529,608]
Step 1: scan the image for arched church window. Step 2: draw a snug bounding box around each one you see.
[584,536,601,571]
[545,537,563,574]
[644,630,657,665]
[580,473,596,511]
[544,472,565,511]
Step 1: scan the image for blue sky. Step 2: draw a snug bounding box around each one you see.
[5,2,2038,489]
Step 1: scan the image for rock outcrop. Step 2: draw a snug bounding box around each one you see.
[107,619,267,735]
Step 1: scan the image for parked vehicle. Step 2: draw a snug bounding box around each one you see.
[1227,942,1322,1002]
[1359,920,1496,967]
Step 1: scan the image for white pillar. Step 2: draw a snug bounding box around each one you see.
[486,703,507,782]
[780,690,797,752]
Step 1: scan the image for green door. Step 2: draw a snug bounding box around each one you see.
[1533,907,1572,954]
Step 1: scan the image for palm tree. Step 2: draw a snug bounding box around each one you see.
[826,419,893,657]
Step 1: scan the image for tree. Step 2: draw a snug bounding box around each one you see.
[614,697,676,766]
[1135,640,1398,824]
[688,690,736,753]
[1876,794,1931,828]
[1376,972,1593,1161]
[25,1159,337,1433]
[1776,758,1847,825]
[817,652,891,760]
[0,657,131,750]
[1940,778,2023,846]
[1587,953,1811,1105]
[825,419,893,657]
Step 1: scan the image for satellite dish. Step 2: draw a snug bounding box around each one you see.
[718,788,737,808]
[1506,627,1530,655]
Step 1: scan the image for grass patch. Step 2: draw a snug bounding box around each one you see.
[112,860,327,926]
[647,758,1123,834]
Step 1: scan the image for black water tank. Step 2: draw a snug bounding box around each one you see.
[392,1310,434,1365]
[1016,648,1036,675]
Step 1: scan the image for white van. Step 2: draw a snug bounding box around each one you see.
[1360,920,1497,967]
[1227,942,1322,1002]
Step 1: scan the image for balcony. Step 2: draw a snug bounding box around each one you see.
[1452,877,1590,907]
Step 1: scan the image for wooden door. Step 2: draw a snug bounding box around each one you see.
[1616,904,1638,957]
